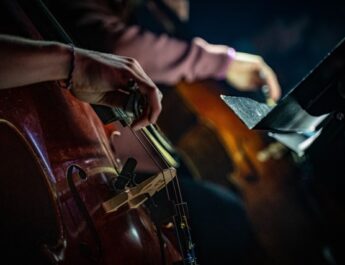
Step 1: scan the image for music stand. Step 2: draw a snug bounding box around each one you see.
[221,38,345,156]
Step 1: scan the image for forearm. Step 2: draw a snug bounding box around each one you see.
[111,30,231,84]
[84,18,232,84]
[53,0,231,85]
[0,35,70,89]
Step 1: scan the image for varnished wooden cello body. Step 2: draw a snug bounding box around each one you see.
[0,1,189,264]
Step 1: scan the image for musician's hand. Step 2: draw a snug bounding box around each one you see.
[226,52,281,101]
[0,36,161,127]
[72,48,162,130]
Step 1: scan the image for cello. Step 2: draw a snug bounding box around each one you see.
[0,0,195,264]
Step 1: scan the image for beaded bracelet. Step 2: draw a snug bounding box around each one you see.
[57,43,75,90]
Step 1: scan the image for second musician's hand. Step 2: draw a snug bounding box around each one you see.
[226,52,281,101]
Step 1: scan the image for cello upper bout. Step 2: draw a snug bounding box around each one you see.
[0,120,62,263]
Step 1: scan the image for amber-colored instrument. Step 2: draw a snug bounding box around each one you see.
[158,80,325,264]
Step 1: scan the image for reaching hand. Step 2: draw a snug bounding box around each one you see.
[0,35,161,130]
[71,48,162,130]
[226,52,281,101]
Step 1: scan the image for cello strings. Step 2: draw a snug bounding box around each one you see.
[127,126,187,260]
[115,108,188,257]
[116,100,190,258]
[128,126,196,261]
[129,127,181,211]
[120,102,192,242]
[136,126,189,217]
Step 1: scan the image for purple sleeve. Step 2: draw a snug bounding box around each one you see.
[56,0,235,84]
[110,28,235,84]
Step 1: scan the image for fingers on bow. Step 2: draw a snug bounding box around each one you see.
[131,82,162,130]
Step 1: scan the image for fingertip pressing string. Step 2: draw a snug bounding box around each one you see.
[57,43,75,90]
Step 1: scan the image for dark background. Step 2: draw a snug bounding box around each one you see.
[187,0,345,96]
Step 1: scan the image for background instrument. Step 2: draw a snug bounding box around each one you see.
[223,39,345,265]
[158,80,327,265]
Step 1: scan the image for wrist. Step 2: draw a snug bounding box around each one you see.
[216,47,236,80]
[56,43,75,89]
[41,42,71,81]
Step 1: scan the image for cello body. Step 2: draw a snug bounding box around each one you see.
[0,1,180,264]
